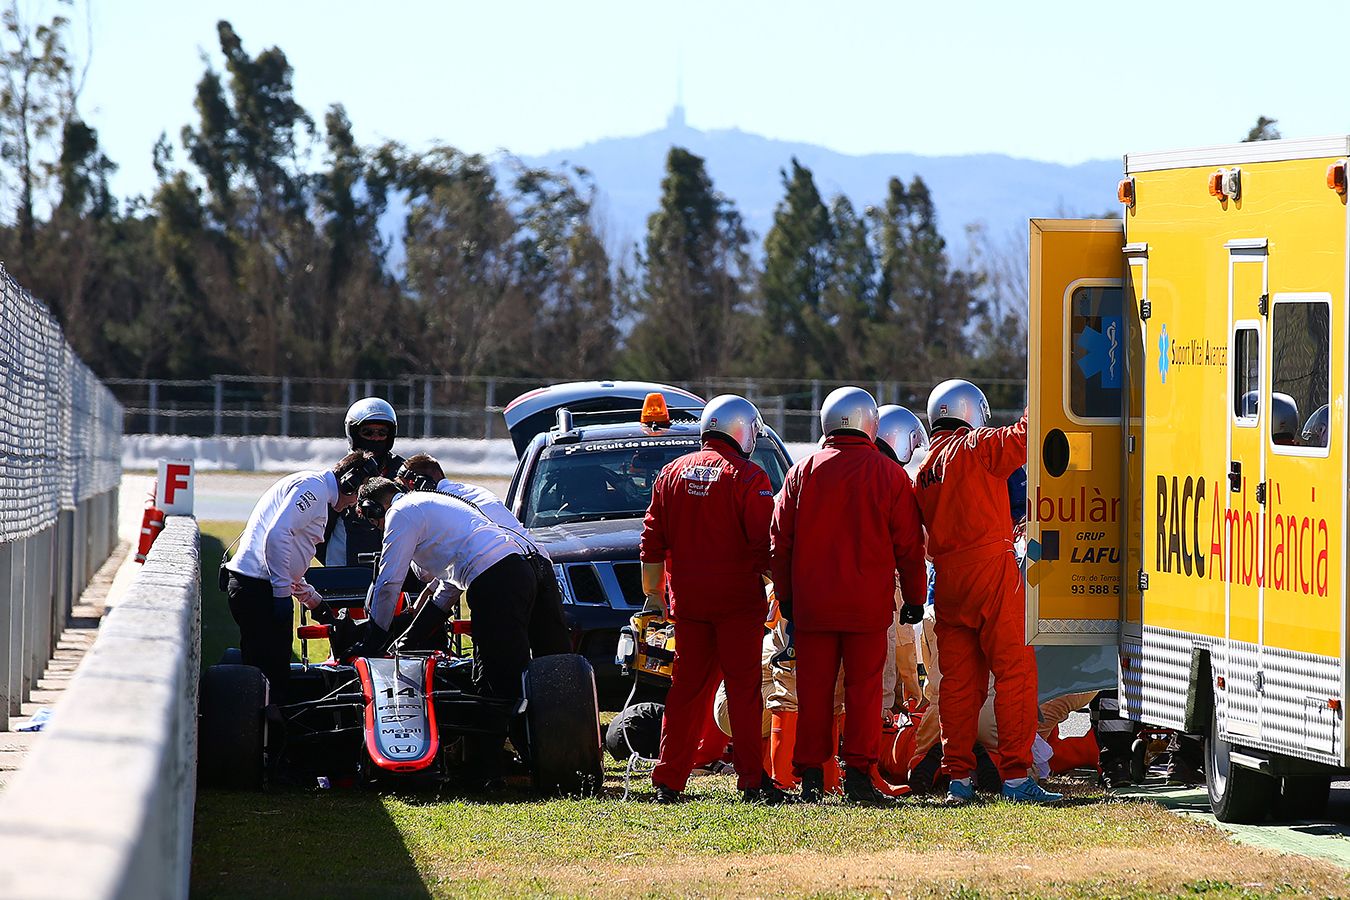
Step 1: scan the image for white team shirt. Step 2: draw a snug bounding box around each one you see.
[227,470,339,598]
[369,491,530,629]
[435,478,547,559]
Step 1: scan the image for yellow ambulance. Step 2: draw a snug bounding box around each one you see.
[1025,136,1348,822]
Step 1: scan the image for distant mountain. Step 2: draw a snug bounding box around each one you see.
[519,106,1122,262]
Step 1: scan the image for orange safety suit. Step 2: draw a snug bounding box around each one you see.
[913,411,1035,782]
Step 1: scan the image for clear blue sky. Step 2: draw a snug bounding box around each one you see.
[72,0,1350,200]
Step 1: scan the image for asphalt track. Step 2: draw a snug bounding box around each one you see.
[1118,780,1350,868]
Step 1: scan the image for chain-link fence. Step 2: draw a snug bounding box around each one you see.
[0,264,123,728]
[0,267,122,542]
[106,375,1025,444]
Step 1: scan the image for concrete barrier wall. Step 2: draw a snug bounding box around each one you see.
[0,487,119,732]
[0,516,199,900]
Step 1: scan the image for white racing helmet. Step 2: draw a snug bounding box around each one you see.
[700,394,764,456]
[821,386,879,441]
[875,405,929,464]
[345,397,398,457]
[927,379,992,431]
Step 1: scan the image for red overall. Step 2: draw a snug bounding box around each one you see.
[914,412,1036,781]
[770,434,926,773]
[641,439,774,792]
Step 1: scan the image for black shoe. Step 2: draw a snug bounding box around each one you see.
[1166,753,1204,786]
[973,743,1003,795]
[654,783,683,804]
[747,774,798,805]
[844,766,900,806]
[907,745,942,795]
[1101,759,1132,790]
[800,767,825,803]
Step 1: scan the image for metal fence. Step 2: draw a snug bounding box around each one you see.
[0,264,123,729]
[106,375,1026,443]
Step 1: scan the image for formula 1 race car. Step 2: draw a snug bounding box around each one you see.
[199,564,605,795]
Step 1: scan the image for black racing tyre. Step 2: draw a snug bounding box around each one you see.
[1278,776,1331,821]
[1204,707,1276,823]
[199,664,267,789]
[526,654,604,797]
[1129,738,1148,784]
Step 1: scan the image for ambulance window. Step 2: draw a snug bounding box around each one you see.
[1232,329,1259,421]
[1269,300,1330,449]
[1069,285,1123,420]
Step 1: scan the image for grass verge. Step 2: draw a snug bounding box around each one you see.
[192,520,1349,899]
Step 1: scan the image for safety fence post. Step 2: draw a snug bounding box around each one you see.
[0,542,11,731]
[422,378,433,438]
[212,376,224,437]
[810,380,822,442]
[280,377,291,437]
[776,396,787,438]
[9,537,26,713]
[148,380,159,434]
[484,378,496,440]
[52,510,72,647]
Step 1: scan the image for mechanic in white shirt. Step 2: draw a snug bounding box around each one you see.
[396,453,547,556]
[224,451,380,694]
[356,477,571,697]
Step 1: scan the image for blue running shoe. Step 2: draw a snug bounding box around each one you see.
[1002,779,1063,804]
[944,779,976,806]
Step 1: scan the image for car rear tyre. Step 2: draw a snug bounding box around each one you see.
[1278,776,1331,821]
[526,654,604,796]
[199,664,267,789]
[1204,707,1276,823]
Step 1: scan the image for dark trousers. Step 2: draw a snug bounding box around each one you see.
[468,553,571,698]
[226,572,293,698]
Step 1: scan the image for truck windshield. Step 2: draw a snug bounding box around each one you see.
[523,438,787,527]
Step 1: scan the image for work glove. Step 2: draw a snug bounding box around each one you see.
[347,622,391,660]
[899,603,924,625]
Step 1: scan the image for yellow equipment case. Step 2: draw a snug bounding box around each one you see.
[1026,136,1350,822]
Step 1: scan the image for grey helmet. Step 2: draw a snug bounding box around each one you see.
[1242,391,1300,444]
[821,386,879,441]
[345,397,398,457]
[700,394,763,456]
[927,379,992,431]
[876,405,929,464]
[1302,403,1330,448]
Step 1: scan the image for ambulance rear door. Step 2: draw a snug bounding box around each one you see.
[1026,218,1126,645]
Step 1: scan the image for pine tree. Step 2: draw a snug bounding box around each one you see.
[871,176,983,389]
[820,194,876,378]
[625,147,753,379]
[760,157,834,375]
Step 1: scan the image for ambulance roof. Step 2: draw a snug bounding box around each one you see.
[1126,135,1350,174]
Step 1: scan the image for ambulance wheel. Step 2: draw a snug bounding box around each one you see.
[1129,738,1147,784]
[1204,708,1275,823]
[526,654,604,797]
[1278,776,1331,821]
[199,664,267,789]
